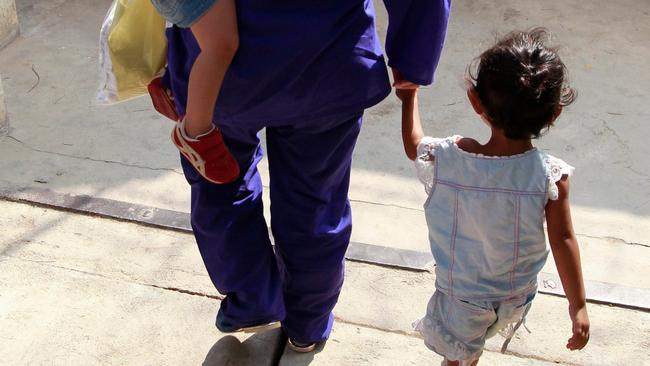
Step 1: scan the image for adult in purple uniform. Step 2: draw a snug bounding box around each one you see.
[162,0,450,350]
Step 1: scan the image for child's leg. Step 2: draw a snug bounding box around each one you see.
[416,292,493,366]
[185,0,239,137]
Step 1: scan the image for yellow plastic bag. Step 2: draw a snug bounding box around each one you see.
[97,0,167,104]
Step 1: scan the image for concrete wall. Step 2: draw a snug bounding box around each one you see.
[0,0,18,49]
[0,0,17,132]
[0,76,7,135]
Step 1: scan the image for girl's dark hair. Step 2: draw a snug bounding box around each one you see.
[469,28,576,140]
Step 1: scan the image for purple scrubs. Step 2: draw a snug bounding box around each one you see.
[165,0,450,344]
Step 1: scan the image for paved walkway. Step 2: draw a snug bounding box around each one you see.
[1,201,649,365]
[0,0,649,365]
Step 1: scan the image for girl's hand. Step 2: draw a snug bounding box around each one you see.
[395,88,417,102]
[567,304,590,350]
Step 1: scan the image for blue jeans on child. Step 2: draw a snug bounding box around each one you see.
[150,0,217,28]
[416,289,536,364]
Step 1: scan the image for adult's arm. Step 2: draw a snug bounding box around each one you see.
[383,0,451,86]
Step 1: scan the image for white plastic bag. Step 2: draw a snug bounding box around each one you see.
[97,0,167,104]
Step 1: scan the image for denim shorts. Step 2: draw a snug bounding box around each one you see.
[150,0,218,28]
[414,289,536,364]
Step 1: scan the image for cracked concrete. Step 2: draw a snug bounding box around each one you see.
[578,233,649,249]
[0,77,6,135]
[6,253,223,301]
[5,134,183,174]
[2,201,648,365]
[0,0,649,364]
[278,322,575,366]
[0,256,281,366]
[0,0,649,246]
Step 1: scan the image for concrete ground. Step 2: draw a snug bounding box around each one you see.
[2,201,649,365]
[0,0,649,365]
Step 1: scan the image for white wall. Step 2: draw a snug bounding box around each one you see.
[0,76,6,133]
[0,0,18,49]
[0,0,17,130]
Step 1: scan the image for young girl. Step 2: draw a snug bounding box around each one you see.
[150,0,240,184]
[398,29,590,366]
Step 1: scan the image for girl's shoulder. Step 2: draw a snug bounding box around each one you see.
[455,137,481,153]
[415,136,461,195]
[538,153,575,201]
[416,135,461,160]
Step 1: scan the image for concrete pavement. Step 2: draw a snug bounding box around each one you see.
[0,0,648,246]
[2,201,649,365]
[1,0,649,364]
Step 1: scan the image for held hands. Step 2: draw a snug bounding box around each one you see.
[396,88,417,102]
[392,68,420,90]
[392,68,419,102]
[395,67,423,161]
[567,304,590,350]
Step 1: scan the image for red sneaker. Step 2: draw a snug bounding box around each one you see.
[148,77,180,122]
[171,121,240,184]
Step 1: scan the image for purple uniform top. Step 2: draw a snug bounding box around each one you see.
[164,0,451,126]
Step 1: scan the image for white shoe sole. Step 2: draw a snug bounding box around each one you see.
[239,321,281,334]
[287,339,317,353]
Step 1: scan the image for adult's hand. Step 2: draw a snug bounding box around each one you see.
[391,68,420,90]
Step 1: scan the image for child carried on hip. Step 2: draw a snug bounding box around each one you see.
[150,0,240,184]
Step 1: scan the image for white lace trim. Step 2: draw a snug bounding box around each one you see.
[542,154,575,201]
[451,143,538,160]
[415,136,459,195]
[414,316,483,364]
[415,137,574,201]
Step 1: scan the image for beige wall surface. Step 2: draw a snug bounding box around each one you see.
[0,75,6,130]
[0,0,18,49]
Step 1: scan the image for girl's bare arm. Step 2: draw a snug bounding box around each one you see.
[545,176,590,350]
[397,88,424,161]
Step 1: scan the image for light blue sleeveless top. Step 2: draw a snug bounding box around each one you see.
[416,136,574,301]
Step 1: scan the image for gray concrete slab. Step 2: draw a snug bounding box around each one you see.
[1,1,649,363]
[3,187,648,302]
[0,200,284,365]
[335,261,650,366]
[0,200,214,296]
[0,0,648,250]
[0,75,6,131]
[538,235,649,290]
[0,255,281,366]
[279,322,563,366]
[2,201,648,365]
[362,0,650,246]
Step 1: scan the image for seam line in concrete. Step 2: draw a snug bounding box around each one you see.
[262,183,424,212]
[348,198,424,212]
[0,255,611,366]
[1,186,649,312]
[2,253,224,301]
[331,316,581,366]
[5,135,183,175]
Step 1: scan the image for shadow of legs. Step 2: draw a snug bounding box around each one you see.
[202,329,287,366]
[275,340,328,366]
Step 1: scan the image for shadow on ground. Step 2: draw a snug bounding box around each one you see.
[203,329,287,366]
[0,0,648,218]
